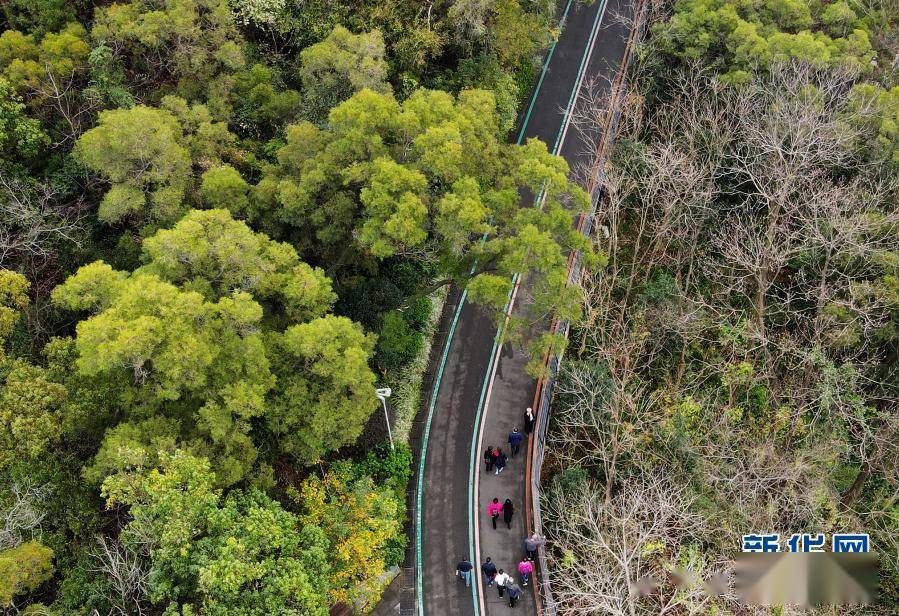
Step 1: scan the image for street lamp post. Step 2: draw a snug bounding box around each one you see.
[375,387,395,450]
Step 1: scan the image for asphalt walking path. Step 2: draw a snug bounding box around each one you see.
[417,1,634,614]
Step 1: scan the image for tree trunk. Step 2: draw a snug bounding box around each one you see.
[754,271,767,337]
[841,464,870,509]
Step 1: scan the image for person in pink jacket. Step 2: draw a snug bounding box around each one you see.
[487,498,503,529]
[518,558,534,586]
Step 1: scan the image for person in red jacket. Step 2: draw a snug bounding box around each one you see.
[484,446,497,472]
[494,448,507,475]
[487,497,503,529]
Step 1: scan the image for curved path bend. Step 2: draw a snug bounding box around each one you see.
[415,1,635,614]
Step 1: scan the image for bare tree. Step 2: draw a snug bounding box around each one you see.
[550,363,643,504]
[544,472,711,616]
[0,482,51,550]
[0,175,86,268]
[713,65,869,336]
[89,535,150,616]
[542,58,898,616]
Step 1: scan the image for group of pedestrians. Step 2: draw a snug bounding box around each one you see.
[455,534,546,608]
[484,420,531,529]
[486,497,514,529]
[453,408,542,608]
[484,424,527,476]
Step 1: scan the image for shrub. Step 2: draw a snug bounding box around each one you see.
[403,296,432,330]
[551,465,589,495]
[357,442,412,497]
[376,310,424,370]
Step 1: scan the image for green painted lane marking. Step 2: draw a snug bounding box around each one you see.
[415,287,469,616]
[516,0,577,147]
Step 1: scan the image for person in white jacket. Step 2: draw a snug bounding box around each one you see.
[494,569,512,598]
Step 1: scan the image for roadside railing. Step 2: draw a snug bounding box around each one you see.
[525,2,649,613]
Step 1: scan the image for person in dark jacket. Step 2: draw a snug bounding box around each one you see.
[524,407,535,434]
[502,498,514,529]
[484,446,496,472]
[481,557,497,586]
[456,557,473,587]
[494,449,507,475]
[507,581,523,607]
[508,427,523,457]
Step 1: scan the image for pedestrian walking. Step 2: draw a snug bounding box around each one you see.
[487,497,502,529]
[456,557,473,587]
[494,449,507,475]
[507,581,523,607]
[481,557,497,586]
[484,446,496,472]
[508,427,523,457]
[524,533,545,560]
[502,498,514,529]
[524,406,535,435]
[495,569,511,598]
[518,558,534,586]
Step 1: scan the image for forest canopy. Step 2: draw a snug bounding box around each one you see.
[0,0,574,611]
[541,0,899,612]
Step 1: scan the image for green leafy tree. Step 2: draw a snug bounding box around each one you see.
[298,26,390,122]
[138,209,336,322]
[0,22,89,94]
[53,210,373,478]
[0,22,96,143]
[201,165,251,213]
[74,106,191,225]
[0,541,54,606]
[0,269,29,344]
[52,261,274,485]
[90,0,246,112]
[850,84,899,165]
[82,416,182,484]
[255,88,592,327]
[654,0,876,77]
[375,310,423,370]
[268,315,377,463]
[74,99,236,226]
[489,0,552,70]
[1,0,76,37]
[103,451,330,614]
[232,0,288,30]
[0,271,70,468]
[0,362,68,468]
[820,1,858,37]
[0,78,48,170]
[762,0,813,31]
[230,63,301,138]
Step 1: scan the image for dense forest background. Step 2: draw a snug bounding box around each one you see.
[0,0,592,613]
[543,0,898,613]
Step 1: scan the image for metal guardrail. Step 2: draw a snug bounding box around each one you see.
[527,2,650,613]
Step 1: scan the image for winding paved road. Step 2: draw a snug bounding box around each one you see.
[415,1,635,614]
